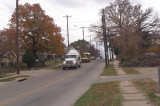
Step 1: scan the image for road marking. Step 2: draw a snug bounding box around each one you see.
[0,70,79,106]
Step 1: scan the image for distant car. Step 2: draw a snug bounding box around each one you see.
[96,57,100,59]
[138,52,160,61]
[90,56,96,60]
[145,53,157,57]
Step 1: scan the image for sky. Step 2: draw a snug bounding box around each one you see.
[0,0,160,50]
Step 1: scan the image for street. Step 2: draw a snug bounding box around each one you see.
[0,60,104,106]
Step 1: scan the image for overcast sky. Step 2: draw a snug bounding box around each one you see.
[0,0,160,47]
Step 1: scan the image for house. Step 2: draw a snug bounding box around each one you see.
[1,51,16,66]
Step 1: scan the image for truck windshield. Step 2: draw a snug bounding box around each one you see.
[66,55,76,58]
[82,56,87,58]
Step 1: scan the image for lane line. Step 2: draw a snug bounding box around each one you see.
[0,70,79,106]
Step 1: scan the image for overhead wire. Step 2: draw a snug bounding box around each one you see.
[0,11,13,16]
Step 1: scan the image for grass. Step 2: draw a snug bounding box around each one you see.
[45,60,63,67]
[73,81,123,106]
[47,64,62,70]
[0,75,9,78]
[122,67,140,75]
[133,79,160,106]
[0,75,29,82]
[100,64,117,76]
[0,77,14,82]
[0,60,63,73]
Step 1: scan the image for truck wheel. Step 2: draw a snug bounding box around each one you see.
[75,64,78,69]
[63,67,65,70]
[78,63,81,68]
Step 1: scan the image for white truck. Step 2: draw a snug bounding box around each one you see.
[63,49,81,70]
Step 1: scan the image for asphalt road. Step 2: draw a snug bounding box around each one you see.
[0,59,104,106]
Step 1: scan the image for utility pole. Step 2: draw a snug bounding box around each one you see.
[80,26,87,52]
[80,26,86,41]
[88,35,93,45]
[16,0,20,74]
[102,9,108,67]
[63,15,71,52]
[88,35,93,53]
[96,41,98,58]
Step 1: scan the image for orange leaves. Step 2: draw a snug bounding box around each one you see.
[0,29,16,56]
[8,3,65,56]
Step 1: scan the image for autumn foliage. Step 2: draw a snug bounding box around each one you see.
[8,3,65,57]
[0,28,16,57]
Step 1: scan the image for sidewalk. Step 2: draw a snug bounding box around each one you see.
[114,60,153,106]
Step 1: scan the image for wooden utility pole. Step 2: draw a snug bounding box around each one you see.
[16,0,20,74]
[63,15,71,52]
[80,26,87,52]
[88,35,94,45]
[102,9,108,67]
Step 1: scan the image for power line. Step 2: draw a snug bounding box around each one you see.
[0,11,13,16]
[61,28,81,31]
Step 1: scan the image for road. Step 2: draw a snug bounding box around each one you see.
[0,59,104,106]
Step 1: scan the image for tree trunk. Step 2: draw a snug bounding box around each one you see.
[32,37,37,57]
[0,58,2,73]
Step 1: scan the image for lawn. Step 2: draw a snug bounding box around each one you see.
[133,79,160,106]
[0,75,9,78]
[73,81,122,106]
[100,64,117,76]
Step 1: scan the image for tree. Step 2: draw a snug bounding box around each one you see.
[69,40,98,56]
[0,29,16,57]
[90,0,160,60]
[9,3,65,57]
[0,29,16,72]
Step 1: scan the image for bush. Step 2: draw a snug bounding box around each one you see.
[22,50,35,69]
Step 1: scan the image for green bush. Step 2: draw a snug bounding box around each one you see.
[22,50,35,69]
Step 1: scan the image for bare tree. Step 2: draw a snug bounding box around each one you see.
[90,0,160,59]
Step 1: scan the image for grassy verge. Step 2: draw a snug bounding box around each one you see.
[100,64,117,76]
[0,78,14,82]
[45,60,63,67]
[47,64,62,70]
[123,67,140,75]
[73,81,122,106]
[133,79,160,106]
[0,60,63,73]
[0,75,29,82]
[0,75,10,78]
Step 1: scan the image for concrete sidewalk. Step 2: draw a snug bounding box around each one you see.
[114,60,153,106]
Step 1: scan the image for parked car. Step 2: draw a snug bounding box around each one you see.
[96,57,100,59]
[145,53,157,57]
[90,56,96,60]
[138,52,160,61]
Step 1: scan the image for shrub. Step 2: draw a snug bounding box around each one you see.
[22,50,35,69]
